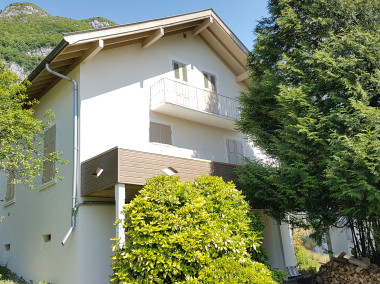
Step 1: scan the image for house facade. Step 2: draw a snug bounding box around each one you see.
[0,10,296,283]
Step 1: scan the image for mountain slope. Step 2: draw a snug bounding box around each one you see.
[0,2,116,78]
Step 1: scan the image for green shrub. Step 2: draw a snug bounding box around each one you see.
[0,265,28,283]
[301,236,318,251]
[294,246,319,274]
[111,175,272,283]
[271,269,287,284]
[189,255,276,284]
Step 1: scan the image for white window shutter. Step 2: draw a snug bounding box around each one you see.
[149,122,161,143]
[173,62,180,79]
[150,122,172,145]
[227,139,244,164]
[182,65,188,82]
[43,125,56,183]
[6,172,15,202]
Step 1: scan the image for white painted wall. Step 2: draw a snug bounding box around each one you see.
[79,32,253,164]
[259,213,297,276]
[260,213,287,272]
[329,227,354,256]
[77,205,115,284]
[0,69,79,284]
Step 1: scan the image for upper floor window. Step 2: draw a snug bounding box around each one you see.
[173,61,188,82]
[226,138,243,165]
[150,122,172,145]
[203,72,216,92]
[43,125,56,184]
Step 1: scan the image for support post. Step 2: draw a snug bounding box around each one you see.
[115,183,126,246]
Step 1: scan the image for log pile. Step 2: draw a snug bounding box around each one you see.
[316,252,380,284]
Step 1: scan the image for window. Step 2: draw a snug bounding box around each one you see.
[5,171,15,204]
[226,139,244,164]
[43,125,56,183]
[203,72,217,92]
[173,61,188,82]
[150,122,172,145]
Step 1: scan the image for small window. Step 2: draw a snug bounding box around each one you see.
[150,122,172,145]
[203,72,216,92]
[4,244,10,251]
[42,234,52,243]
[5,171,15,203]
[43,125,56,183]
[173,61,188,82]
[226,139,244,164]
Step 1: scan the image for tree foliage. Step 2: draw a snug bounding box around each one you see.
[0,2,116,74]
[237,0,380,263]
[0,63,63,187]
[111,175,276,283]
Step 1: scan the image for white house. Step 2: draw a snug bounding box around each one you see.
[0,10,297,283]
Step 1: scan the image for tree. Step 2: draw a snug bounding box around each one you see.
[0,63,62,187]
[111,175,277,283]
[237,0,380,263]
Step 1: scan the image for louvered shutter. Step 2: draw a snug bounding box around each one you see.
[43,125,56,183]
[227,139,243,164]
[173,62,180,79]
[210,75,216,92]
[227,139,237,164]
[6,172,15,202]
[203,72,209,88]
[160,124,172,145]
[235,140,243,164]
[182,65,188,82]
[150,122,172,145]
[150,122,161,143]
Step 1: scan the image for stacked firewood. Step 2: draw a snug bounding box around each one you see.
[316,252,380,284]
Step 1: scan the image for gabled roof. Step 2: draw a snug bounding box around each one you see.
[26,9,250,100]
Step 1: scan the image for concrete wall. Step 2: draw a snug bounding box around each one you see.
[260,213,297,275]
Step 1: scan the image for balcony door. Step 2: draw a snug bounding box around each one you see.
[173,61,190,107]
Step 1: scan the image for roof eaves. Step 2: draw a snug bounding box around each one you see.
[62,9,214,45]
[27,39,69,83]
[209,10,249,54]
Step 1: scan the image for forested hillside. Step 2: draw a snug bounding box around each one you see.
[0,2,116,79]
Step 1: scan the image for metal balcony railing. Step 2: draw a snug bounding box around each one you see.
[150,78,240,120]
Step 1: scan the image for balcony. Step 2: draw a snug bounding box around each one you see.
[81,147,237,199]
[150,78,240,130]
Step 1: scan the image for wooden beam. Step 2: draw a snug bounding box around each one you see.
[82,39,104,64]
[193,17,213,36]
[236,71,250,82]
[201,29,246,71]
[142,28,164,48]
[104,32,149,46]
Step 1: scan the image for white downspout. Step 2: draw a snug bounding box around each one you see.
[45,63,79,246]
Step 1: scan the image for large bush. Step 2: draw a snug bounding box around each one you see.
[111,175,276,283]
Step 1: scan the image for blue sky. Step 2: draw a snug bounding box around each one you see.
[0,0,269,49]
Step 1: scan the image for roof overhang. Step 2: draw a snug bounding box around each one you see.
[26,9,249,100]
